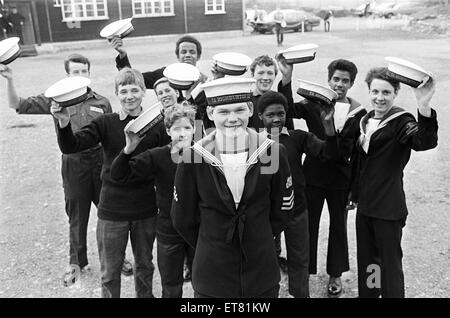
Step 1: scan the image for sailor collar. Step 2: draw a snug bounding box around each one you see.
[360,106,410,135]
[359,106,411,153]
[261,126,290,138]
[192,128,275,175]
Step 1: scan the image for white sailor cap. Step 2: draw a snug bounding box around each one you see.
[297,79,338,106]
[213,52,252,76]
[163,62,200,90]
[200,77,256,107]
[385,56,431,88]
[279,43,318,65]
[0,37,21,65]
[100,18,134,40]
[125,102,163,137]
[44,76,91,108]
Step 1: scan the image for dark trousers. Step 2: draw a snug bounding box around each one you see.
[184,244,195,271]
[274,233,282,256]
[306,185,349,277]
[61,148,102,268]
[285,210,310,298]
[157,239,192,298]
[194,284,280,298]
[324,20,330,32]
[356,213,405,298]
[97,216,157,298]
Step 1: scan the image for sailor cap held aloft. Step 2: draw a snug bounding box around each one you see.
[100,18,134,41]
[385,56,432,88]
[0,37,21,65]
[125,102,164,137]
[297,79,338,107]
[213,52,253,76]
[163,62,200,91]
[45,76,91,108]
[278,43,318,65]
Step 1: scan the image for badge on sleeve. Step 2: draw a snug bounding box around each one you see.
[173,186,178,202]
[90,106,104,113]
[286,175,292,189]
[282,175,294,211]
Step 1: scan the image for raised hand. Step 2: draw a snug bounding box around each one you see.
[50,101,70,128]
[413,76,435,117]
[123,122,144,154]
[0,64,13,80]
[110,36,127,58]
[275,53,293,85]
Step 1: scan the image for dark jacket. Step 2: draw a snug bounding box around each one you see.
[17,88,112,154]
[293,96,367,190]
[171,129,293,297]
[355,106,438,221]
[16,88,112,133]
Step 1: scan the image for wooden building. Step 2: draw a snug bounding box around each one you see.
[4,0,245,45]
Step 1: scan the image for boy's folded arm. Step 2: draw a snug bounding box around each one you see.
[111,149,156,184]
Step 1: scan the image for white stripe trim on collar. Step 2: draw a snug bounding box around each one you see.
[192,137,274,167]
[347,105,365,119]
[360,110,409,135]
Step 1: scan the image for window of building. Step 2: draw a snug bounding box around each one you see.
[61,0,108,21]
[205,0,226,15]
[132,0,175,17]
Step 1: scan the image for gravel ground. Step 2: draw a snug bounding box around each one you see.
[0,17,449,298]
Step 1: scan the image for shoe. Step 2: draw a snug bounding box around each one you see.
[277,256,288,274]
[183,265,192,282]
[62,264,80,287]
[327,276,342,296]
[121,259,133,276]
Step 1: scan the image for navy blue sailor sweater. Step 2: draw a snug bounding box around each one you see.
[56,112,171,221]
[110,144,184,243]
[355,106,438,220]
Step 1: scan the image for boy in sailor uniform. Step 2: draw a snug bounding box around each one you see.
[285,58,367,296]
[355,67,438,298]
[110,104,196,298]
[171,78,293,298]
[258,91,338,298]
